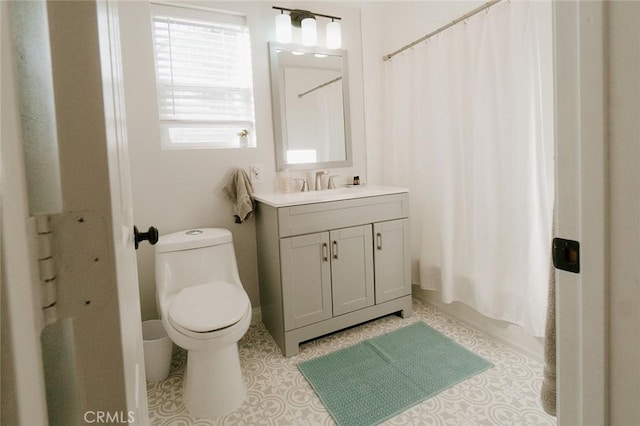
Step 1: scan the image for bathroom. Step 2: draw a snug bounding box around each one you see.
[123,0,551,422]
[2,0,639,425]
[123,0,552,340]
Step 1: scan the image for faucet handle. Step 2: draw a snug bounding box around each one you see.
[294,178,309,192]
[328,175,339,189]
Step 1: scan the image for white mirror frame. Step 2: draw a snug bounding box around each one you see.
[268,41,353,171]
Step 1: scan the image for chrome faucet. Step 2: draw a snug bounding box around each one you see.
[315,171,329,191]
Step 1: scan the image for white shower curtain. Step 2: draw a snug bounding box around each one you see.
[382,0,554,336]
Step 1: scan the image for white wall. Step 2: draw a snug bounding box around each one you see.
[119,1,366,320]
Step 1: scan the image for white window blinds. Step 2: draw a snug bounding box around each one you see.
[151,5,256,148]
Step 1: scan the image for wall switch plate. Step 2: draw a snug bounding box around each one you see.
[250,164,263,182]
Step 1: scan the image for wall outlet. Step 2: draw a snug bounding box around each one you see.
[250,164,263,182]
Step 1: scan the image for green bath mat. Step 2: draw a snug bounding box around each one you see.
[298,321,493,426]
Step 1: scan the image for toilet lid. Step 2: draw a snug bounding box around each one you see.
[169,282,250,332]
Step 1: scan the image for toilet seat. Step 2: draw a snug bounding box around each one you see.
[169,282,250,333]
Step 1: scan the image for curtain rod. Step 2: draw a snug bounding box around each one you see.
[382,0,504,61]
[299,76,342,98]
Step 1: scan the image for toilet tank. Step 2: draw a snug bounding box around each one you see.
[155,228,242,297]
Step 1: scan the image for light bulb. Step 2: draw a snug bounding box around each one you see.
[275,13,292,43]
[301,17,317,46]
[326,20,341,49]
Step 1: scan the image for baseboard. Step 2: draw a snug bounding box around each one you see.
[251,307,262,326]
[413,286,544,362]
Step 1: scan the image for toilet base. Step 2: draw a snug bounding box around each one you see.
[183,344,246,418]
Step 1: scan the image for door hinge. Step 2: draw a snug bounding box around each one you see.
[32,211,112,326]
[34,215,58,325]
[552,237,580,274]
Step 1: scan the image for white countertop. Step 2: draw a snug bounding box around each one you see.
[252,185,408,208]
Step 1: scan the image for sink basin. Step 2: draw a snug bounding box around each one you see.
[252,185,408,208]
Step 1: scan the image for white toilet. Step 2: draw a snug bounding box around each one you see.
[154,228,251,418]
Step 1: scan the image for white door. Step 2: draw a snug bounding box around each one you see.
[554,1,607,424]
[96,1,149,423]
[1,1,148,423]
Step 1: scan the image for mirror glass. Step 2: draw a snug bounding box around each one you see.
[269,42,352,171]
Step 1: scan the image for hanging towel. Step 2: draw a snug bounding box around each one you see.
[541,225,557,416]
[222,168,255,223]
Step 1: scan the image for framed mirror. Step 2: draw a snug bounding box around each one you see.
[269,42,352,171]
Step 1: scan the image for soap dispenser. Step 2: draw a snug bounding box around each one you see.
[280,169,292,193]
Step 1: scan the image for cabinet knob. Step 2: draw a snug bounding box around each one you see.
[322,242,329,262]
[332,241,339,259]
[376,233,383,250]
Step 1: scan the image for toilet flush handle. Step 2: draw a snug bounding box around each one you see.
[134,225,159,250]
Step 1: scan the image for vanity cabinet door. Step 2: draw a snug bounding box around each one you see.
[280,232,332,330]
[330,225,375,316]
[373,219,411,303]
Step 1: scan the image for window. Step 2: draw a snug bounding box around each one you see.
[150,4,256,149]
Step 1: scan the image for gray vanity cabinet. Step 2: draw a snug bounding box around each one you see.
[280,225,375,330]
[255,192,413,356]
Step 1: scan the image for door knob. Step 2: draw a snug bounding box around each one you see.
[134,225,159,250]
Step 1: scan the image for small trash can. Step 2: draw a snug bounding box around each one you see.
[142,319,173,383]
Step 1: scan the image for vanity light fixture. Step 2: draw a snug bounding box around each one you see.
[273,6,342,49]
[275,10,292,43]
[301,16,317,46]
[326,19,341,49]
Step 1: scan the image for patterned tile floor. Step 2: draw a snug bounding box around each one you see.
[147,299,556,425]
